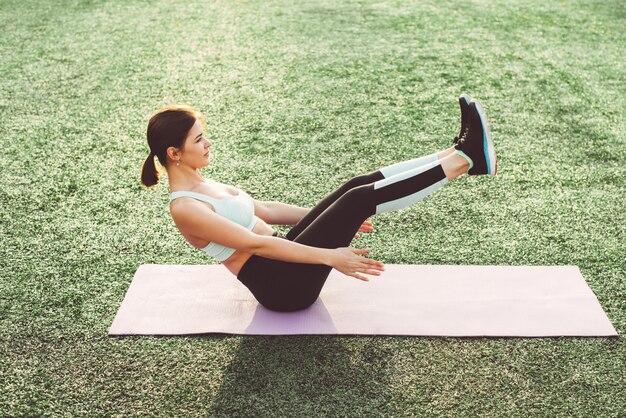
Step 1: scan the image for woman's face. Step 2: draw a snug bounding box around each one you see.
[179,119,212,168]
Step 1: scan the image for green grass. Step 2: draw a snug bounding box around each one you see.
[1,0,624,415]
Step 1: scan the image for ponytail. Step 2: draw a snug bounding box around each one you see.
[140,153,160,188]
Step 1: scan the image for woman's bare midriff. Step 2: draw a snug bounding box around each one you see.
[170,181,278,277]
[221,218,276,276]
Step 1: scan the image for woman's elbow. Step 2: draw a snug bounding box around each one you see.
[246,234,266,255]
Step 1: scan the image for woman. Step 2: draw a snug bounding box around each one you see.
[140,94,497,312]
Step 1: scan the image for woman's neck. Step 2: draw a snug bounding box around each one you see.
[166,166,207,193]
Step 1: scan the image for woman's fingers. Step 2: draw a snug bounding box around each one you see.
[368,259,384,268]
[353,274,369,282]
[348,265,383,282]
[353,268,382,281]
[357,220,374,233]
[348,247,385,268]
[338,247,385,281]
[355,262,384,277]
[364,259,385,270]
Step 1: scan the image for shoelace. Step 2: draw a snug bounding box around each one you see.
[456,122,470,145]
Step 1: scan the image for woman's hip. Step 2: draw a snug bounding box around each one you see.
[236,241,332,311]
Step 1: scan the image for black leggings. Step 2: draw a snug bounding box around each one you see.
[237,161,447,312]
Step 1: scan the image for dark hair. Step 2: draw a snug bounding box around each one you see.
[140,105,204,187]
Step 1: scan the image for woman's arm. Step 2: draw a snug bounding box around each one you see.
[253,234,334,265]
[259,202,311,225]
[172,199,330,265]
[254,236,384,281]
[171,200,385,280]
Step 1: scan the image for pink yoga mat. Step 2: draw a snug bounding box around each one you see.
[108,264,617,337]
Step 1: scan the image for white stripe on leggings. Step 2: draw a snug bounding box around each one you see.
[374,160,449,214]
[378,152,439,178]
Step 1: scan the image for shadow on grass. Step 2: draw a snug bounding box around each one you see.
[200,217,401,415]
[203,335,620,417]
[206,334,400,416]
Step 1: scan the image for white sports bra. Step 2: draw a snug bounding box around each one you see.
[169,184,259,262]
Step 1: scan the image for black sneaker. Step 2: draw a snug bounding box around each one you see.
[454,100,497,176]
[453,94,471,144]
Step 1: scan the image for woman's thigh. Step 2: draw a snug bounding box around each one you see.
[236,237,333,312]
[237,173,380,312]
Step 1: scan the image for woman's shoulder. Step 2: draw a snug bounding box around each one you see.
[168,178,239,219]
[168,192,216,219]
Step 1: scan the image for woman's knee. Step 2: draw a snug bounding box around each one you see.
[340,184,375,210]
[342,171,383,190]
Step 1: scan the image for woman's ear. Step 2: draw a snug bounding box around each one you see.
[166,146,179,163]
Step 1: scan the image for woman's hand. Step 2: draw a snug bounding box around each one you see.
[330,247,385,282]
[354,220,374,238]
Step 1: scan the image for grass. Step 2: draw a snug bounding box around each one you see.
[1,0,624,416]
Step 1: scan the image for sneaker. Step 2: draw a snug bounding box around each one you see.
[454,100,497,175]
[453,94,471,144]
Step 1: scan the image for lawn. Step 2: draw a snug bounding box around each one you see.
[1,0,624,416]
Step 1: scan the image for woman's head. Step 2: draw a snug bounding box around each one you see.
[141,105,211,187]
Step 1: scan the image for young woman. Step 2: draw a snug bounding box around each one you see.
[140,94,497,312]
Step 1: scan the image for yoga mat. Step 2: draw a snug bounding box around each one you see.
[108,264,617,337]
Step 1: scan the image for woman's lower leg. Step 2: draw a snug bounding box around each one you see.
[440,151,471,181]
[287,147,459,240]
[378,147,456,178]
[437,146,457,160]
[292,154,467,248]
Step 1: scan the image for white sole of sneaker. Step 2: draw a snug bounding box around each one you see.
[472,99,496,176]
